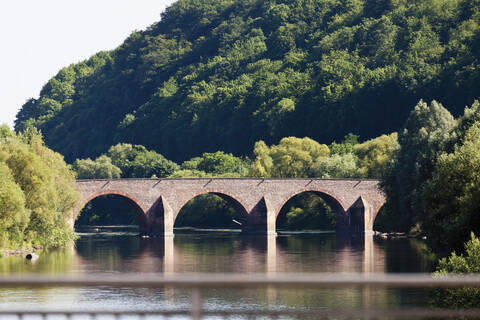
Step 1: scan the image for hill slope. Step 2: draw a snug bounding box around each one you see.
[15,0,480,162]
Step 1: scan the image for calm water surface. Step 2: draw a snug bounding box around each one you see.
[0,227,436,316]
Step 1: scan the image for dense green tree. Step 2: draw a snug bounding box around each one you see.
[73,143,179,179]
[0,125,16,140]
[107,143,179,178]
[72,156,122,179]
[381,100,455,232]
[312,153,358,178]
[180,157,203,170]
[107,143,148,173]
[354,133,398,178]
[169,151,248,177]
[189,151,248,175]
[329,134,359,155]
[0,127,79,249]
[28,133,80,222]
[169,169,210,178]
[251,137,330,177]
[422,123,480,250]
[0,162,29,248]
[452,100,480,145]
[128,150,179,178]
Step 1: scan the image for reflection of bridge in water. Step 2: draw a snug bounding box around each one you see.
[74,178,385,235]
[72,234,384,274]
[71,232,386,308]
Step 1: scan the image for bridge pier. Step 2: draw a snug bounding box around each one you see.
[345,196,374,233]
[147,197,174,236]
[241,198,277,236]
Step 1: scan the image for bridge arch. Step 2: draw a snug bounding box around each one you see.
[173,190,250,226]
[371,202,387,231]
[75,190,149,232]
[276,188,349,229]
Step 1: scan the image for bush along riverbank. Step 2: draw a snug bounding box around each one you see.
[431,233,480,308]
[0,125,80,254]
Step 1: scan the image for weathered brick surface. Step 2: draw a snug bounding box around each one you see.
[75,178,385,235]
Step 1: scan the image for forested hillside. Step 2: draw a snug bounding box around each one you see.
[15,0,480,162]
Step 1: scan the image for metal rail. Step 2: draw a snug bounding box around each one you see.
[1,273,480,319]
[1,273,480,288]
[1,309,480,319]
[76,177,381,182]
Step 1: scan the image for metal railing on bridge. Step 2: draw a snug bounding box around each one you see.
[1,273,480,319]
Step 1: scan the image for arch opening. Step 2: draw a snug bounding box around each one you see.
[174,192,249,231]
[75,193,148,233]
[276,190,346,232]
[372,204,399,232]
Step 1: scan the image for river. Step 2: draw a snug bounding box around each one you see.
[0,227,436,317]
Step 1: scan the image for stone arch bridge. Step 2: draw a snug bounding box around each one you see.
[74,178,385,236]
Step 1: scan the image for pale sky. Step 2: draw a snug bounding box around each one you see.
[0,0,176,128]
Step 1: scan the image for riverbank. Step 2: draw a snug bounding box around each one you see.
[0,246,42,258]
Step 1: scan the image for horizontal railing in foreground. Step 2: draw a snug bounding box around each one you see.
[1,273,480,319]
